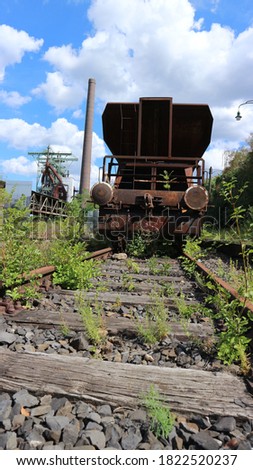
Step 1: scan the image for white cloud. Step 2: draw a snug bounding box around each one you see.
[32,72,84,113]
[1,156,37,176]
[34,0,253,113]
[0,89,31,107]
[2,0,253,173]
[0,24,43,81]
[0,117,106,184]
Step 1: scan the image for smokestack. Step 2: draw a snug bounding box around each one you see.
[79,78,96,194]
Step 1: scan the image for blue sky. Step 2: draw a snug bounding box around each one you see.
[1,0,253,190]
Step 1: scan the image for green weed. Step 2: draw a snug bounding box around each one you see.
[75,292,107,346]
[141,385,175,439]
[137,292,170,345]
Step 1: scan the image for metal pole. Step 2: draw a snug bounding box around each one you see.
[79,78,96,194]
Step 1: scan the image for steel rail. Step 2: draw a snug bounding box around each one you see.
[0,247,112,314]
[184,253,253,314]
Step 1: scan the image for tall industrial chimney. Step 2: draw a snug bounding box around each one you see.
[79,78,96,194]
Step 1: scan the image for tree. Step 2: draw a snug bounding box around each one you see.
[207,134,253,228]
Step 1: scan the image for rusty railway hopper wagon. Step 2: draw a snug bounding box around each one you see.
[91,97,213,244]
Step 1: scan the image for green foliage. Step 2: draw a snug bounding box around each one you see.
[126,259,140,274]
[49,241,99,290]
[5,287,23,302]
[208,134,253,224]
[75,292,106,346]
[137,292,170,345]
[179,208,252,373]
[0,191,100,301]
[174,291,196,320]
[220,177,252,295]
[126,232,151,258]
[206,288,250,372]
[147,257,171,276]
[0,195,44,292]
[160,170,176,190]
[121,272,135,292]
[141,385,174,439]
[183,237,203,259]
[179,256,196,278]
[60,323,70,337]
[147,256,160,275]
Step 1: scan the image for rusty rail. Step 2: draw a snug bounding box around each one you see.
[0,247,112,314]
[184,253,253,315]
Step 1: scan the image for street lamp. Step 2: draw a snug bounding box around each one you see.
[235,100,253,120]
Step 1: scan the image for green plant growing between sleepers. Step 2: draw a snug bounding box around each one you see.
[141,385,175,439]
[137,292,170,345]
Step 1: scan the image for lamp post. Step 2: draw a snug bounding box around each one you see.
[235,100,253,120]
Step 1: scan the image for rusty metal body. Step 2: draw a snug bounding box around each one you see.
[91,97,213,243]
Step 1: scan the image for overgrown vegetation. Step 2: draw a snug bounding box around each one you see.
[0,193,44,302]
[75,292,107,347]
[0,189,99,303]
[207,133,253,240]
[137,291,170,345]
[141,385,175,439]
[182,190,253,374]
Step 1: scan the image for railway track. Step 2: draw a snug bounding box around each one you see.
[0,250,253,450]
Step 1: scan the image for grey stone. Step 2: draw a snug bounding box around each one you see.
[213,417,236,433]
[88,411,101,424]
[3,418,11,430]
[85,430,106,449]
[107,440,122,449]
[112,253,127,260]
[0,331,16,344]
[12,414,25,429]
[128,409,147,422]
[51,294,62,305]
[105,424,122,444]
[21,417,34,436]
[237,439,252,450]
[53,398,73,416]
[101,416,115,426]
[10,402,22,419]
[172,435,184,450]
[191,415,211,429]
[13,390,39,407]
[180,421,199,434]
[85,422,103,431]
[44,428,62,444]
[97,404,112,416]
[146,430,164,450]
[16,327,27,336]
[6,431,17,450]
[121,351,129,363]
[31,405,52,417]
[75,445,96,450]
[69,333,89,351]
[62,419,80,446]
[27,429,46,449]
[0,397,12,421]
[43,443,65,450]
[132,355,142,364]
[75,401,93,418]
[45,416,70,431]
[0,433,7,449]
[40,395,52,405]
[121,427,142,450]
[119,306,130,315]
[189,431,220,450]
